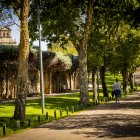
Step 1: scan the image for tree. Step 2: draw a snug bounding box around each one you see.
[111,23,140,93]
[1,0,30,122]
[87,0,122,98]
[13,0,29,122]
[87,0,140,97]
[30,0,139,104]
[0,7,16,27]
[29,0,94,106]
[48,41,78,56]
[87,28,104,101]
[32,0,138,101]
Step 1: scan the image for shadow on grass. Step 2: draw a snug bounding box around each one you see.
[26,97,79,110]
[0,117,29,132]
[0,95,80,133]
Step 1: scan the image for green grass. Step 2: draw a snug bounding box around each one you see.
[105,72,123,93]
[93,71,123,97]
[1,92,101,138]
[0,71,133,138]
[0,92,82,137]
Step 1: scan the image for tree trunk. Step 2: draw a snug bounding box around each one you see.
[122,71,129,94]
[128,73,134,90]
[100,66,108,97]
[0,78,3,99]
[69,72,71,89]
[79,0,93,106]
[6,69,9,98]
[49,70,52,94]
[13,0,29,123]
[92,67,98,102]
[88,72,90,85]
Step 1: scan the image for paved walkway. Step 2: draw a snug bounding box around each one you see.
[1,92,140,140]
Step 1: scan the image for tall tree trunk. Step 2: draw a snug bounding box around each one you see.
[79,0,93,106]
[0,78,3,99]
[128,73,134,90]
[92,66,98,102]
[88,72,90,85]
[122,70,129,94]
[49,70,52,94]
[69,72,71,89]
[100,66,108,97]
[13,0,29,123]
[6,69,9,98]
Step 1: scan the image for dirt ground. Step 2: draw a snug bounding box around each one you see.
[1,92,140,140]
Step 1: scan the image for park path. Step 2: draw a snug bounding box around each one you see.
[1,92,140,140]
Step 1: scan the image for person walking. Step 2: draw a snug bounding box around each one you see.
[113,78,121,103]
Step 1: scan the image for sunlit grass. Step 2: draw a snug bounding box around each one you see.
[0,92,86,137]
[0,71,130,137]
[105,71,123,94]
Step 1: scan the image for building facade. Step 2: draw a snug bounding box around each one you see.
[0,27,16,45]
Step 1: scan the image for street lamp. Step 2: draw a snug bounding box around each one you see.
[37,3,45,114]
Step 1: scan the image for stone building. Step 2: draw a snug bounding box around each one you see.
[0,27,16,45]
[0,46,79,99]
[0,27,79,99]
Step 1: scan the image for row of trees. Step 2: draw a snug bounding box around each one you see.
[0,0,140,122]
[88,21,140,99]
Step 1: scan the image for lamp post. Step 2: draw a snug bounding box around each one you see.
[37,4,45,114]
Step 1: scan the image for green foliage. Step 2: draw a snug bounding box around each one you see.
[105,71,123,94]
[0,45,39,62]
[0,0,21,17]
[29,46,39,54]
[110,24,140,73]
[87,28,106,70]
[87,0,135,71]
[0,2,19,28]
[0,45,74,71]
[0,45,19,62]
[0,45,18,51]
[124,0,140,29]
[55,52,72,69]
[29,0,88,49]
[49,41,78,56]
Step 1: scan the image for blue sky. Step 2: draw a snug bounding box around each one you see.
[10,23,47,51]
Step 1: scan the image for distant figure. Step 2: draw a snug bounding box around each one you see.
[113,79,121,103]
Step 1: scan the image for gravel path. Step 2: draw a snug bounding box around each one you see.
[1,92,140,140]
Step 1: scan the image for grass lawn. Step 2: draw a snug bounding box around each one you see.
[105,71,123,92]
[0,71,127,138]
[0,92,82,137]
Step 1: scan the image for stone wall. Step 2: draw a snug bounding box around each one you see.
[0,67,40,99]
[0,66,79,99]
[0,48,79,99]
[0,67,17,99]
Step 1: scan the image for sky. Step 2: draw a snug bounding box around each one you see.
[10,23,48,51]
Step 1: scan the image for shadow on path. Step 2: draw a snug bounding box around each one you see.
[37,93,140,139]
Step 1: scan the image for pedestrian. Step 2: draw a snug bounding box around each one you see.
[113,78,121,103]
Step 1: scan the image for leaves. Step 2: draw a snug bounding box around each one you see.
[0,8,17,28]
[110,24,140,73]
